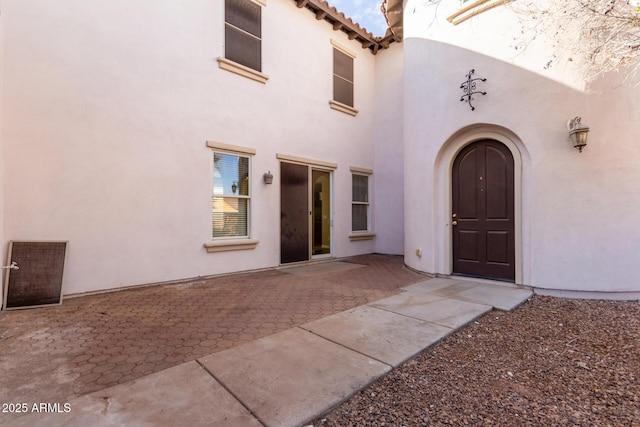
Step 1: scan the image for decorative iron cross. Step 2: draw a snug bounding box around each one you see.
[460,69,487,111]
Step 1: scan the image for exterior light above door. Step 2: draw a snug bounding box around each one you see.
[567,117,589,153]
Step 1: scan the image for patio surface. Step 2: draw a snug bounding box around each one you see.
[0,254,425,416]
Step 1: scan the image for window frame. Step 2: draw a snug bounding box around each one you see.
[349,167,375,240]
[205,141,259,252]
[329,40,359,116]
[218,0,269,84]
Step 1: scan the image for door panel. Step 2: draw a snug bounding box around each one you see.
[485,145,509,219]
[486,231,509,263]
[312,170,331,256]
[458,231,479,261]
[457,150,479,219]
[280,162,309,263]
[452,140,515,281]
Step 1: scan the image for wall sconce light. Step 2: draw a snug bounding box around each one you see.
[567,117,589,153]
[263,171,273,184]
[231,181,238,194]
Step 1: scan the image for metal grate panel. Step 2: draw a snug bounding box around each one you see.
[3,241,67,310]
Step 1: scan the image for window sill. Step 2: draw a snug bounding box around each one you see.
[349,233,375,241]
[204,239,259,253]
[217,57,269,84]
[329,100,359,116]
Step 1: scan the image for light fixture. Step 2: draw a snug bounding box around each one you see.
[263,171,273,184]
[567,117,589,153]
[231,181,238,194]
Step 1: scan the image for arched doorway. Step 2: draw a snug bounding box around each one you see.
[452,140,515,281]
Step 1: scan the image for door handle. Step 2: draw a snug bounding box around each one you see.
[452,221,458,226]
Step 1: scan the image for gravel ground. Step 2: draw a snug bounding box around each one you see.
[313,295,640,427]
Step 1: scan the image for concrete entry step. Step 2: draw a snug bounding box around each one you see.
[403,278,533,311]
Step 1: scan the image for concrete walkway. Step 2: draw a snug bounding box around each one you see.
[10,277,532,427]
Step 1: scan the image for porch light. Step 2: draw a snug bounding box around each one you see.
[567,117,589,153]
[263,171,273,184]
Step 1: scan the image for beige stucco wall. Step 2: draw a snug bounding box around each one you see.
[373,42,404,255]
[6,0,635,296]
[1,0,379,294]
[403,0,640,293]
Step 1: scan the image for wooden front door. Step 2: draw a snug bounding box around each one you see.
[452,140,515,281]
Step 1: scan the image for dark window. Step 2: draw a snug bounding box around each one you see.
[225,0,261,72]
[352,174,369,232]
[333,48,354,107]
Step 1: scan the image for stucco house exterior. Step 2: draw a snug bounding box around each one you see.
[1,0,638,305]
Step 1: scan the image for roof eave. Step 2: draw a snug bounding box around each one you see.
[381,0,404,42]
[295,0,403,54]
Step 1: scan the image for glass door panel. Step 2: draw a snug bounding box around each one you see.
[312,170,331,256]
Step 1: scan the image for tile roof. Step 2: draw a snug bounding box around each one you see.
[293,0,402,54]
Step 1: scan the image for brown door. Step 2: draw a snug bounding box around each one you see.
[452,140,515,281]
[281,162,309,263]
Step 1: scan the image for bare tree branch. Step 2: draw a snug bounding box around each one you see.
[511,0,640,80]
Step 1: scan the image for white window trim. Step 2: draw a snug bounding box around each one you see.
[204,239,259,253]
[218,57,269,84]
[330,40,358,116]
[207,141,256,155]
[349,167,374,240]
[276,153,337,170]
[349,233,375,241]
[206,141,258,252]
[350,166,373,175]
[329,100,359,116]
[330,39,356,59]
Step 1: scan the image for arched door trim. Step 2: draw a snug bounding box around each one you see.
[434,125,528,285]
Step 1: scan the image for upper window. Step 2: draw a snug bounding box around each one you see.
[225,0,262,72]
[213,151,250,238]
[333,47,354,107]
[352,174,370,232]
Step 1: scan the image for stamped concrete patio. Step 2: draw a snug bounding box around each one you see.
[0,255,424,419]
[0,254,532,426]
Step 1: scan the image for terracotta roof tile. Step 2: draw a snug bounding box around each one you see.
[293,0,401,54]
